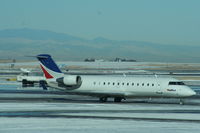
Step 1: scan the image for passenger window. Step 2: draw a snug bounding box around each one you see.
[122,83,124,85]
[118,83,120,85]
[127,83,129,86]
[113,83,115,85]
[147,83,149,86]
[132,83,134,86]
[108,82,110,85]
[137,83,139,86]
[142,83,144,86]
[94,82,96,85]
[103,82,105,85]
[152,84,154,86]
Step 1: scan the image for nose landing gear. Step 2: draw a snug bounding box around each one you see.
[179,99,185,105]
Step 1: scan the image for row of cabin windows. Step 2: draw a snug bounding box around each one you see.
[93,82,159,87]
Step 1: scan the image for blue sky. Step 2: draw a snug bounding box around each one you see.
[0,0,200,45]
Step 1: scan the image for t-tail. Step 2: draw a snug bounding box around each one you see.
[36,54,64,79]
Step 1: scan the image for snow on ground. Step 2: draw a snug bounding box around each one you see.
[0,102,200,133]
[0,117,200,133]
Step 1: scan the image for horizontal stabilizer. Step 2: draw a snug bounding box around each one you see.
[25,55,48,59]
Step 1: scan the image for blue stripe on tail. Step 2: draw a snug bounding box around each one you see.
[36,54,62,73]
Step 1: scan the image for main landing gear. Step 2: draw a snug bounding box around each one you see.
[99,97,108,102]
[114,97,123,102]
[99,97,125,103]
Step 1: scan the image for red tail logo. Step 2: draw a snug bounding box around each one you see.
[40,64,54,79]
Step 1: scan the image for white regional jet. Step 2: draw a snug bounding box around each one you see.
[36,54,196,103]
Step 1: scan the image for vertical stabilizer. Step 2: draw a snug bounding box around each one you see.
[36,54,64,79]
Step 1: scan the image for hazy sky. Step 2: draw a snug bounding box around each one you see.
[0,0,200,45]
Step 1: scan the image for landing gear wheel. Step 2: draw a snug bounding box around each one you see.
[114,97,122,102]
[99,97,107,102]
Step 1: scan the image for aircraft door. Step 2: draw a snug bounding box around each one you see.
[156,83,163,95]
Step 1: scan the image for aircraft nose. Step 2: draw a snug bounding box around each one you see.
[181,87,196,97]
[184,88,196,97]
[188,90,196,96]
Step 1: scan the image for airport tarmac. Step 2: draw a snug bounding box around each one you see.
[0,81,200,132]
[1,100,200,133]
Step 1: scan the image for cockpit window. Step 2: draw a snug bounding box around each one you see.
[168,82,185,85]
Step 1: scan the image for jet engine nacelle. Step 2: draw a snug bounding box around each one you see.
[56,75,81,86]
